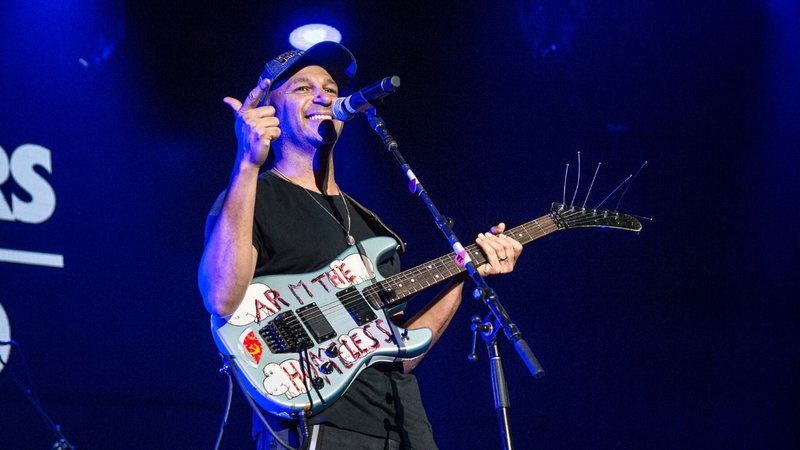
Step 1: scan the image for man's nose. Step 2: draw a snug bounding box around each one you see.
[313,88,334,105]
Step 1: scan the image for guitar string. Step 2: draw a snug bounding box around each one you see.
[267,227,617,333]
[263,208,606,325]
[369,214,564,297]
[287,208,632,326]
[384,205,611,286]
[286,218,535,318]
[295,209,620,326]
[254,209,634,357]
[299,216,552,320]
[374,215,555,286]
[272,208,605,325]
[360,207,625,305]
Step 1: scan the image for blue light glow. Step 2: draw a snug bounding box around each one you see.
[289,24,342,50]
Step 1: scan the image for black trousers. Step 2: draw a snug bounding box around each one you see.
[258,424,413,450]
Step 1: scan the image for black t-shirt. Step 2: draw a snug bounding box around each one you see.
[205,172,437,448]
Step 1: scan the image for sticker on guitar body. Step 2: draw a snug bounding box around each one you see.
[238,329,264,367]
[261,320,395,399]
[227,253,375,327]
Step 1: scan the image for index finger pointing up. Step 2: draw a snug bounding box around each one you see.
[241,78,271,110]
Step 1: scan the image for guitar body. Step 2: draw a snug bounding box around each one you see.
[211,236,433,418]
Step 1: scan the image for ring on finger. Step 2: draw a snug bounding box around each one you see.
[498,255,509,262]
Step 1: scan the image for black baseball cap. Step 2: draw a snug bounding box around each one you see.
[259,41,357,93]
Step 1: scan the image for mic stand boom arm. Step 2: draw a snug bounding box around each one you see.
[365,109,544,450]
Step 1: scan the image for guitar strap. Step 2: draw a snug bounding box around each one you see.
[342,193,406,254]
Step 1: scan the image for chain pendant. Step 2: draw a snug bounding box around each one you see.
[271,170,355,247]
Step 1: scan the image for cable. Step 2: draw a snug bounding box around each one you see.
[213,360,235,450]
[0,340,75,449]
[0,339,10,367]
[222,354,308,450]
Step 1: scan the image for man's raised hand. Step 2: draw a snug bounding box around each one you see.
[223,78,281,168]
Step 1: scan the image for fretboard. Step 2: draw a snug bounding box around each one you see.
[361,214,560,309]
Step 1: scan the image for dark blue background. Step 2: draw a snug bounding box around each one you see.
[1,1,798,448]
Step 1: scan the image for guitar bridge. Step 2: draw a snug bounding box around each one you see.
[258,311,314,354]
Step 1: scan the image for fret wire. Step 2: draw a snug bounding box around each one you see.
[508,224,528,242]
[532,218,548,237]
[520,222,536,242]
[521,222,538,241]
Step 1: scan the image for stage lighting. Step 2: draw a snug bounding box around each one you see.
[289,24,342,50]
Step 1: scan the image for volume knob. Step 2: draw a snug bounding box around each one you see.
[324,343,339,358]
[319,362,334,375]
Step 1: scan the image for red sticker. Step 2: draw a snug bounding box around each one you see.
[240,330,263,365]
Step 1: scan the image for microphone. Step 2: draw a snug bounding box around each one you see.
[332,76,401,121]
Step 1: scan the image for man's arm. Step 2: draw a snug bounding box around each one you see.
[198,79,280,317]
[396,223,523,372]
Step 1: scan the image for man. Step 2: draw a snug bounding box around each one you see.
[198,41,523,449]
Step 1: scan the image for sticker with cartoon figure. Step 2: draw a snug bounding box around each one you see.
[263,359,310,399]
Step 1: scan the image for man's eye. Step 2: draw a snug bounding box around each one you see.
[295,86,310,92]
[325,88,338,95]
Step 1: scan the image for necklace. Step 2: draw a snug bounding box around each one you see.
[271,168,356,246]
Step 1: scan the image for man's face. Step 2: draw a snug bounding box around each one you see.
[267,65,343,148]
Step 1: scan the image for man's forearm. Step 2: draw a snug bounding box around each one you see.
[398,280,465,372]
[198,163,260,316]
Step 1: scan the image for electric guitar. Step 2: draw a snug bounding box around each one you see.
[211,203,642,418]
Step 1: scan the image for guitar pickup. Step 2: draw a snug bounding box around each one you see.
[337,287,377,326]
[259,311,314,354]
[296,303,337,344]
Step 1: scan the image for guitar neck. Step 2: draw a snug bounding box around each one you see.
[363,213,559,309]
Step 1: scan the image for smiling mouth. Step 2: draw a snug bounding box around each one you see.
[307,114,333,121]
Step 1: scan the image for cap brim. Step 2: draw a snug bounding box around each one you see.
[271,41,357,91]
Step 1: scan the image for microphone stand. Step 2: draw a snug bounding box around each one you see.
[1,341,75,449]
[365,108,545,450]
